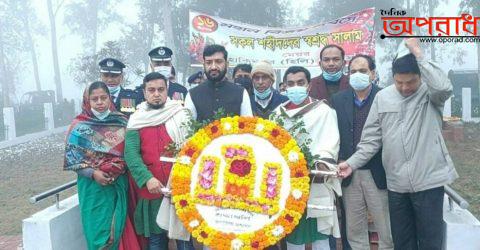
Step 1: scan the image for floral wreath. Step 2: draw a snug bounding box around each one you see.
[171,116,309,249]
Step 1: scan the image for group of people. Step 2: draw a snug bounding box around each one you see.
[63,37,457,250]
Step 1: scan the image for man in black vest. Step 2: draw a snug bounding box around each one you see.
[184,44,252,122]
[98,58,140,117]
[331,55,393,250]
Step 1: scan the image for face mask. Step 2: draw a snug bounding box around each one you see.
[91,108,110,120]
[322,69,343,82]
[107,85,120,95]
[235,77,252,90]
[349,72,371,91]
[286,86,308,105]
[154,66,171,79]
[254,87,272,100]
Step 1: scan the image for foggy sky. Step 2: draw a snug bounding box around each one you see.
[14,0,478,104]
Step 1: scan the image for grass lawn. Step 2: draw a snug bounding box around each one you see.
[446,122,480,218]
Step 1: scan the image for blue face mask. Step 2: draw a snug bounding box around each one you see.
[91,108,110,120]
[286,86,308,105]
[254,87,272,100]
[349,72,371,91]
[322,69,343,82]
[108,85,120,95]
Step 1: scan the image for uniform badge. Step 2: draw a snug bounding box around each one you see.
[158,49,165,55]
[107,60,114,67]
[120,98,136,113]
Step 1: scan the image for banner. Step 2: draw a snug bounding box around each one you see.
[188,8,375,68]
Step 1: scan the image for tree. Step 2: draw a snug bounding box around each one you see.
[63,0,122,55]
[459,1,480,71]
[121,0,163,75]
[15,1,46,92]
[47,0,65,102]
[69,41,135,88]
[0,0,30,107]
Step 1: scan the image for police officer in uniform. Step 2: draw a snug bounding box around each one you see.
[147,46,188,101]
[99,58,139,117]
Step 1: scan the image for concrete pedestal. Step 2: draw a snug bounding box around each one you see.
[22,195,86,250]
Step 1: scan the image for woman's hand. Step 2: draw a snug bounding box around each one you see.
[93,170,112,186]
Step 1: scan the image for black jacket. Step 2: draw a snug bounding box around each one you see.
[331,85,386,189]
[167,81,188,100]
[114,88,140,117]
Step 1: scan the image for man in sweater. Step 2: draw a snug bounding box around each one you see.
[125,72,192,250]
[331,54,393,250]
[338,38,458,249]
[309,44,350,103]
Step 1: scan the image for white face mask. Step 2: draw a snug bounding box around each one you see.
[349,72,371,91]
[91,108,110,120]
[154,66,171,79]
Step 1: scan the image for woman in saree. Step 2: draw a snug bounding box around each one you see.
[64,81,139,249]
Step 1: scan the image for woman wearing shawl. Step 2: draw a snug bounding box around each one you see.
[64,81,139,250]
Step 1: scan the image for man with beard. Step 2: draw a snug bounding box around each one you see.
[309,45,350,103]
[125,72,193,249]
[184,44,253,122]
[99,58,140,117]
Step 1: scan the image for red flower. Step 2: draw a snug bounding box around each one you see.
[210,126,218,133]
[285,214,294,222]
[200,231,208,238]
[180,199,188,207]
[271,129,280,137]
[229,159,251,177]
[295,171,304,177]
[251,242,259,248]
[239,122,245,129]
[186,148,195,157]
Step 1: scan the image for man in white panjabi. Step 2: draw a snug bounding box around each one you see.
[272,66,341,250]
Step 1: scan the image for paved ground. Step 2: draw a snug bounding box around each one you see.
[0,235,22,250]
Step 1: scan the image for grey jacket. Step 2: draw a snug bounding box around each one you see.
[346,60,458,193]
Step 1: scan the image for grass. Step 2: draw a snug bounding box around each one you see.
[446,122,480,218]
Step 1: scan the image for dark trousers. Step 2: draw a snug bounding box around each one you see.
[149,233,168,250]
[388,186,445,250]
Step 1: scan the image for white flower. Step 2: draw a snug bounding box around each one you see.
[288,151,299,162]
[272,225,284,237]
[292,189,302,200]
[180,156,191,165]
[256,123,264,132]
[231,239,243,250]
[223,122,232,131]
[189,220,199,228]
